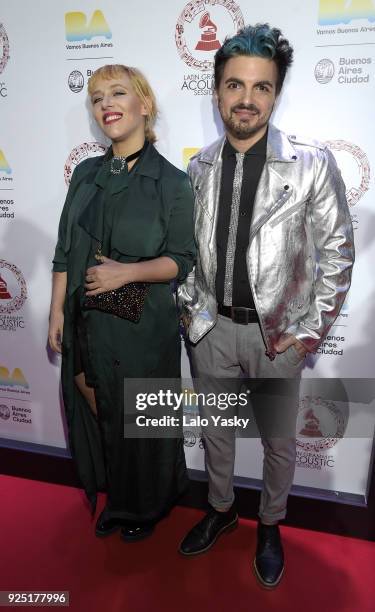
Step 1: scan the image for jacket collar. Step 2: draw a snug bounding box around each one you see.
[194,123,298,166]
[266,124,298,163]
[134,141,162,179]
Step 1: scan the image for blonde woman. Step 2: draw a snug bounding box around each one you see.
[49,65,195,541]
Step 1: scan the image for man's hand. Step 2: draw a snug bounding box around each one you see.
[180,312,191,334]
[85,256,130,296]
[274,333,308,360]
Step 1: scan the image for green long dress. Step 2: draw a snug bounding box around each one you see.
[53,142,196,521]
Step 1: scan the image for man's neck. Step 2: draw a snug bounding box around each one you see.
[226,125,268,153]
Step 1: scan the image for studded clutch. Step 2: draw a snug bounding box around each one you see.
[83,282,149,322]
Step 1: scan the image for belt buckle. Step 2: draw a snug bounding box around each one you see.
[231,307,249,325]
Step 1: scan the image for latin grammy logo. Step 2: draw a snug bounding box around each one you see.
[195,12,221,51]
[0,273,11,299]
[299,408,323,437]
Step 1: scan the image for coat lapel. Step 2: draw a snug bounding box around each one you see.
[250,125,297,239]
[193,138,225,290]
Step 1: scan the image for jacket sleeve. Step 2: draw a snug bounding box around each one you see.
[289,147,355,352]
[176,161,198,311]
[161,172,196,283]
[52,166,81,272]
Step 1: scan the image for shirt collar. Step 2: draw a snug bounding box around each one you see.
[223,128,268,159]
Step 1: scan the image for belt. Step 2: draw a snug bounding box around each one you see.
[217,304,259,325]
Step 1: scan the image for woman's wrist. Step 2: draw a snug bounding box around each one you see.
[121,262,138,284]
[50,305,64,318]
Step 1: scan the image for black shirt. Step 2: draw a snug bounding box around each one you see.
[216,131,267,307]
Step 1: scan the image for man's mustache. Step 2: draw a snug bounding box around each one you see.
[231,103,260,114]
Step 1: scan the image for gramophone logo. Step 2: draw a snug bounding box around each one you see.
[64,142,108,185]
[176,0,244,72]
[325,140,370,206]
[296,396,348,453]
[65,10,112,42]
[0,23,10,75]
[195,12,221,51]
[296,396,349,470]
[318,0,375,25]
[0,260,27,315]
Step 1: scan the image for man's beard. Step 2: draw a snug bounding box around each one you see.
[220,102,269,141]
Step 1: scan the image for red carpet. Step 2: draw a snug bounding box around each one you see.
[0,474,374,612]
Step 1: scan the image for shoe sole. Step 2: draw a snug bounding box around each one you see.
[178,515,238,556]
[252,558,284,589]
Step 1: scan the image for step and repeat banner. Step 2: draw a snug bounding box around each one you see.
[1,0,374,501]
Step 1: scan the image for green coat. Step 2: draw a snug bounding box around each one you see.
[53,143,196,519]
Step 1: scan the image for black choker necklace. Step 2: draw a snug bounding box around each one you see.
[110,145,144,175]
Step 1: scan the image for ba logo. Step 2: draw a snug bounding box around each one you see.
[0,23,10,75]
[0,149,11,174]
[0,366,29,389]
[65,10,112,42]
[319,0,375,25]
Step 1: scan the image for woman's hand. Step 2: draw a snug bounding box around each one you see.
[85,256,131,296]
[49,310,64,353]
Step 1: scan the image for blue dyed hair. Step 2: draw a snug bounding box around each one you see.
[214,24,294,94]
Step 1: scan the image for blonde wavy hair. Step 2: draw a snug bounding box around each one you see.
[87,64,157,143]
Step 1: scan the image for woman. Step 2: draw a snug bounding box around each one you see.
[49,64,195,541]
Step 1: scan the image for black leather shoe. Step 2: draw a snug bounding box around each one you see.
[253,522,284,588]
[121,523,155,542]
[95,511,126,537]
[179,504,238,556]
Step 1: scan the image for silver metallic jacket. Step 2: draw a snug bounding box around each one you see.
[178,124,354,357]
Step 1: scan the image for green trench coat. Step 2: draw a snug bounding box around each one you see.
[53,143,196,520]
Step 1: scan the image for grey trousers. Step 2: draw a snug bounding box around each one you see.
[189,315,304,523]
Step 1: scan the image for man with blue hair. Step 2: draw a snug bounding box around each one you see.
[178,24,354,587]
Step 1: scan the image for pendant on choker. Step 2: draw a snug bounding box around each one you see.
[109,145,145,175]
[110,156,127,175]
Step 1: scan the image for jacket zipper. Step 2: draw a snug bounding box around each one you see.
[268,200,304,227]
[247,191,292,358]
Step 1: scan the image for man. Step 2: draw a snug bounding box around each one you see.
[178,24,354,588]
